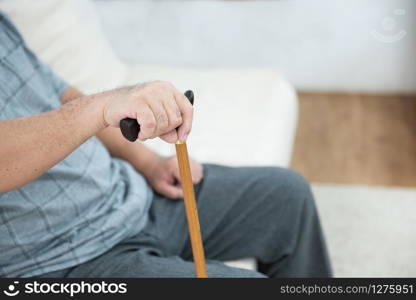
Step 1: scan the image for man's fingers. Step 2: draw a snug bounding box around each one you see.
[192,163,203,184]
[168,157,203,185]
[162,98,183,130]
[192,176,199,184]
[171,161,181,183]
[174,90,193,141]
[160,129,178,143]
[146,96,169,137]
[137,104,156,141]
[192,172,203,184]
[158,182,183,199]
[158,97,181,143]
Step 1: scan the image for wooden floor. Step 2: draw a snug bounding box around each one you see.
[290,92,416,187]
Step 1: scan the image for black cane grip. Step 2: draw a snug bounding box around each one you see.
[120,90,194,142]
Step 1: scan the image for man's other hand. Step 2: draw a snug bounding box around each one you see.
[145,155,204,199]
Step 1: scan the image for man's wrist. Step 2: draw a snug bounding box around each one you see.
[87,92,112,130]
[60,87,110,132]
[55,96,106,142]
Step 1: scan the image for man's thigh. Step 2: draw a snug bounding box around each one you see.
[40,243,264,278]
[153,164,310,263]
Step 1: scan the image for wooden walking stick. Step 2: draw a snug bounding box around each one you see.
[119,90,208,278]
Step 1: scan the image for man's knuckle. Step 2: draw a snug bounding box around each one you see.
[175,107,181,118]
[143,119,156,129]
[140,94,150,104]
[185,104,193,115]
[157,113,168,127]
[173,116,182,126]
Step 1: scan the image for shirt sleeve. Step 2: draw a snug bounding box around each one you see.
[37,59,69,99]
[1,12,69,99]
[24,46,69,99]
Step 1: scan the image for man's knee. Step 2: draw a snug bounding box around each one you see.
[265,167,314,210]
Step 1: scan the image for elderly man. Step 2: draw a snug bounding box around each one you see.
[0,12,331,278]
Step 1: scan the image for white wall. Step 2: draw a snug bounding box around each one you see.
[96,0,416,93]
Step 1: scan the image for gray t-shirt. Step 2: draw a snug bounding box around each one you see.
[0,12,153,277]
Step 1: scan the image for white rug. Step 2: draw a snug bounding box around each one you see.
[313,183,416,277]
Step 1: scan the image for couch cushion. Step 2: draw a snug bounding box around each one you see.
[1,0,127,94]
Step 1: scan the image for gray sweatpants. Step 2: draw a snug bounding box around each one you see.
[39,164,332,278]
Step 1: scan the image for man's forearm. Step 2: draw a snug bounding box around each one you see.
[0,95,106,193]
[96,125,161,175]
[61,87,161,177]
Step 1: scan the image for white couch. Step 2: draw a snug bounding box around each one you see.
[2,0,298,271]
[2,0,298,167]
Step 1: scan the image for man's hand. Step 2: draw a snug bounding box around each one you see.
[102,81,193,143]
[60,85,199,197]
[145,155,204,199]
